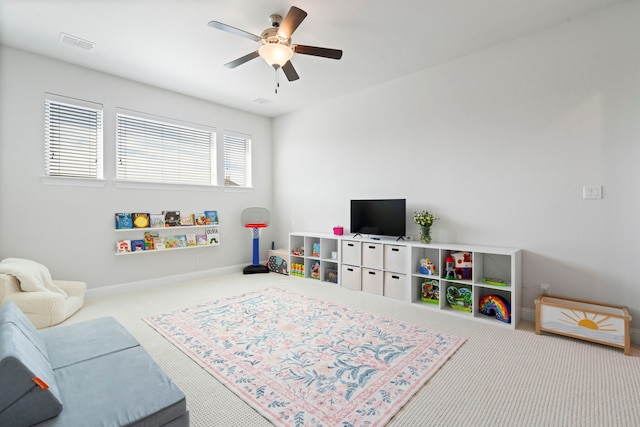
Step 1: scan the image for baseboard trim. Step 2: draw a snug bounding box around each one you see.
[521,307,639,346]
[522,307,536,323]
[85,264,245,300]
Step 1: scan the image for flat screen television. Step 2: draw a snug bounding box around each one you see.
[350,199,406,238]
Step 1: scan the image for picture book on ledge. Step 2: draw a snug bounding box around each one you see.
[116,240,131,253]
[150,214,164,228]
[204,210,219,225]
[206,227,220,245]
[115,213,133,229]
[132,213,150,228]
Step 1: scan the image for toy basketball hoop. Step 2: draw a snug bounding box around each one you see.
[241,207,271,274]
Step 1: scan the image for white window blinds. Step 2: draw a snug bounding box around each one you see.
[44,94,103,179]
[116,111,216,186]
[223,132,251,187]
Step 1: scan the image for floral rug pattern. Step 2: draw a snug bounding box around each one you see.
[144,288,464,427]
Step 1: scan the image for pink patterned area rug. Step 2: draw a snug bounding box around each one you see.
[144,288,465,426]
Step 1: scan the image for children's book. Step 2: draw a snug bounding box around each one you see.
[175,235,187,248]
[132,213,150,228]
[153,236,166,250]
[150,214,164,228]
[144,231,158,250]
[186,233,197,247]
[162,211,181,227]
[196,234,208,246]
[204,210,219,225]
[194,213,207,226]
[116,240,131,253]
[115,213,133,229]
[179,214,195,226]
[206,227,219,245]
[131,239,145,252]
[164,237,178,249]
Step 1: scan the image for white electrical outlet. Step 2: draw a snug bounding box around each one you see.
[540,283,550,295]
[582,185,602,200]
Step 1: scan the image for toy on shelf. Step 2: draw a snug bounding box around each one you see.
[483,278,509,286]
[326,269,338,283]
[312,243,320,257]
[478,294,511,323]
[451,251,472,280]
[421,280,439,304]
[419,258,437,275]
[310,261,320,280]
[446,286,472,312]
[444,256,456,279]
[291,263,304,277]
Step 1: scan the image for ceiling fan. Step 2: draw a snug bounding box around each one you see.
[208,6,343,86]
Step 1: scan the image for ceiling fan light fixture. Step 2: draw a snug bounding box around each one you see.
[258,43,293,68]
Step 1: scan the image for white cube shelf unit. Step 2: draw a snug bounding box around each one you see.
[289,233,340,284]
[289,232,522,329]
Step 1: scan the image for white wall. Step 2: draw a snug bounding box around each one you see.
[0,46,273,288]
[272,3,640,330]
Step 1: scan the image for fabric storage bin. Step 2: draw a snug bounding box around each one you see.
[383,272,408,301]
[362,268,383,295]
[268,249,289,275]
[384,245,407,272]
[362,243,383,269]
[341,265,361,290]
[341,241,361,266]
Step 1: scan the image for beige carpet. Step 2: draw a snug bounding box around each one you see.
[61,273,640,427]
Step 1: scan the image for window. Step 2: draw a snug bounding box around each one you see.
[223,132,251,187]
[44,94,103,179]
[116,111,216,186]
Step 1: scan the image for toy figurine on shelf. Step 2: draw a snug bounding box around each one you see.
[445,256,456,279]
[452,251,473,280]
[419,258,436,275]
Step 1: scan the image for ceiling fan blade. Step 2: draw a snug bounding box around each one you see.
[208,21,262,42]
[294,45,343,60]
[282,61,300,81]
[277,6,307,39]
[224,51,260,68]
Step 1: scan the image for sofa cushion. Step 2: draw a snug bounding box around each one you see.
[36,346,187,427]
[40,316,139,369]
[0,323,63,426]
[0,301,50,360]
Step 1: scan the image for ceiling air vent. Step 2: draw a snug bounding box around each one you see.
[253,97,273,105]
[59,33,95,51]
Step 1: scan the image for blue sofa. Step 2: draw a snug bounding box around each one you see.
[0,301,189,426]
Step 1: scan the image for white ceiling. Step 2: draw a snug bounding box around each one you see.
[0,0,631,118]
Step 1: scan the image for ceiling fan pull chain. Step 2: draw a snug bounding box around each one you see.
[274,68,280,94]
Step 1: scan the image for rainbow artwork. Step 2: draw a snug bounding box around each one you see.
[478,295,511,323]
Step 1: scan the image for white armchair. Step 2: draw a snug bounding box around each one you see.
[0,274,86,328]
